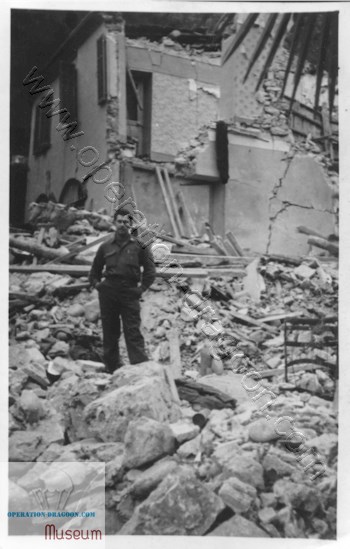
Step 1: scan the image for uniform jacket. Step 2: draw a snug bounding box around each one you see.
[89,234,156,292]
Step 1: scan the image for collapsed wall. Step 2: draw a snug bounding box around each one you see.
[174,16,338,256]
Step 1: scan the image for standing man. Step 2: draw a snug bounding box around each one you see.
[89,208,156,373]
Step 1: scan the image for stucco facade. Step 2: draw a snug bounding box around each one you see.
[26,15,220,217]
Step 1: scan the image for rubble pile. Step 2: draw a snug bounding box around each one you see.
[8,246,338,538]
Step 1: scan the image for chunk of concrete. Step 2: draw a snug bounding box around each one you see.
[129,459,178,498]
[23,362,49,388]
[209,514,269,537]
[249,418,281,442]
[122,417,175,469]
[18,390,46,424]
[84,299,100,322]
[218,477,257,514]
[213,442,264,488]
[84,367,181,442]
[169,421,200,443]
[120,466,224,535]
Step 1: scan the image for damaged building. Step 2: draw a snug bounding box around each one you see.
[24,12,338,256]
[9,10,339,540]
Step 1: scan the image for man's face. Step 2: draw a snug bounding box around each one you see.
[115,214,132,237]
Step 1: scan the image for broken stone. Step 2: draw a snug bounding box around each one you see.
[18,390,46,424]
[260,491,278,507]
[25,346,46,364]
[48,340,70,358]
[262,452,295,480]
[9,431,45,461]
[306,433,338,463]
[294,264,316,280]
[213,442,264,488]
[77,360,105,373]
[177,435,201,458]
[67,303,85,317]
[23,362,49,388]
[207,409,245,440]
[169,421,200,443]
[46,275,72,293]
[129,459,178,498]
[9,368,29,395]
[218,476,257,514]
[32,328,50,342]
[249,418,281,443]
[298,373,322,393]
[22,272,53,294]
[105,454,125,487]
[84,365,180,442]
[258,507,277,523]
[209,514,269,537]
[270,126,289,136]
[84,299,100,322]
[122,417,175,469]
[120,466,224,535]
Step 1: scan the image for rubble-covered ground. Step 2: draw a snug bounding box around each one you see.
[9,255,338,538]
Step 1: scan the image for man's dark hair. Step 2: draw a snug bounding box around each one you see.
[113,208,133,222]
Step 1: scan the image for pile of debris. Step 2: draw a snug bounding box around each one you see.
[8,228,338,537]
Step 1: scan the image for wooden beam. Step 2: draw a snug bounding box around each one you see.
[9,237,91,265]
[308,237,338,256]
[226,231,244,256]
[45,233,112,265]
[163,168,185,237]
[230,310,278,333]
[168,328,182,380]
[155,166,181,239]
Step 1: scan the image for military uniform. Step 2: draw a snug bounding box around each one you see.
[89,234,156,372]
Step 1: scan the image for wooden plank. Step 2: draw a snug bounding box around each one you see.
[177,188,198,237]
[171,244,219,255]
[168,328,182,380]
[163,366,181,404]
[10,264,210,279]
[214,235,229,256]
[168,253,250,263]
[45,233,112,265]
[225,231,244,256]
[297,226,327,239]
[230,310,277,333]
[155,166,180,239]
[223,238,238,256]
[163,168,185,237]
[258,312,304,323]
[9,236,91,265]
[307,237,338,256]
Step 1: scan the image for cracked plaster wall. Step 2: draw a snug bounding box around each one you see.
[224,147,335,255]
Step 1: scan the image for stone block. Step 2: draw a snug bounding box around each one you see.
[18,390,46,424]
[213,442,264,489]
[209,514,269,537]
[122,417,175,468]
[120,466,224,535]
[84,366,181,442]
[169,421,200,443]
[218,477,257,513]
[130,459,178,498]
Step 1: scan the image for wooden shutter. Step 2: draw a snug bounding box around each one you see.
[33,107,51,156]
[59,61,78,123]
[97,35,107,104]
